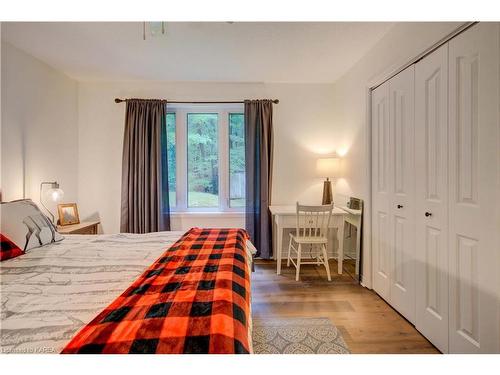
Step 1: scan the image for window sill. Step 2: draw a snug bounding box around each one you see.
[169,211,245,218]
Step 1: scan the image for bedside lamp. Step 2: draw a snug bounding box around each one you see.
[40,181,64,224]
[316,157,340,205]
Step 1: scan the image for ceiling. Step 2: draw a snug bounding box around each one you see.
[1,22,394,83]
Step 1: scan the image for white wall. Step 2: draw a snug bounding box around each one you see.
[77,81,342,233]
[1,41,78,216]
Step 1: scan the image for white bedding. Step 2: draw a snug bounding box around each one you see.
[0,231,255,354]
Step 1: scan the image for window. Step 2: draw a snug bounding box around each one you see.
[163,105,245,212]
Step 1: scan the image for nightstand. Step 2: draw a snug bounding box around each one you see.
[57,220,100,235]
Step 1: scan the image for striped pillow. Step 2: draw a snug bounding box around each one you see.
[0,199,63,252]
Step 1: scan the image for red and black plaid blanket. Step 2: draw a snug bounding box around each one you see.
[62,228,251,354]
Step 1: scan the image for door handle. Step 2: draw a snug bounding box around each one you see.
[425,212,432,217]
[397,204,403,209]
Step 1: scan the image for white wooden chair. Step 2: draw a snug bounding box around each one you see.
[287,202,333,281]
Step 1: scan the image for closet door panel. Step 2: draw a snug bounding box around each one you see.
[415,43,449,353]
[371,81,392,300]
[389,65,416,323]
[448,22,499,353]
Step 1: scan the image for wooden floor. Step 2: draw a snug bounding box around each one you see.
[251,259,439,354]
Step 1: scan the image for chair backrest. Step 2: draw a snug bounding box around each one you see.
[295,202,334,238]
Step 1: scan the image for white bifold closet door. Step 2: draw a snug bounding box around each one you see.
[415,43,449,353]
[371,66,416,322]
[371,81,391,300]
[388,66,416,323]
[447,22,499,354]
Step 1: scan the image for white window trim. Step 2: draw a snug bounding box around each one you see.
[168,104,245,213]
[170,211,245,219]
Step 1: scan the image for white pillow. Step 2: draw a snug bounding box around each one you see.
[0,199,63,251]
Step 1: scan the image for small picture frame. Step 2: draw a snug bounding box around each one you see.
[58,203,80,226]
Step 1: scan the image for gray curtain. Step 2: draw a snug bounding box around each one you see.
[245,100,274,258]
[120,99,170,233]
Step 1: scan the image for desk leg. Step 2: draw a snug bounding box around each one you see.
[272,216,277,266]
[337,218,345,275]
[355,218,361,276]
[276,220,283,275]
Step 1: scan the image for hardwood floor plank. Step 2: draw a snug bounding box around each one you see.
[252,260,439,354]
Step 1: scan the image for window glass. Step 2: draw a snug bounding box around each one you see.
[187,113,219,207]
[229,113,245,208]
[165,113,176,208]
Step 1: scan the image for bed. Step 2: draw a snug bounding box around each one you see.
[0,230,256,354]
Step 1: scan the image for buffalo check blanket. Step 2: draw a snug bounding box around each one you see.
[61,228,251,354]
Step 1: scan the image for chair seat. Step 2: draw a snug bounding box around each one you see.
[289,233,328,244]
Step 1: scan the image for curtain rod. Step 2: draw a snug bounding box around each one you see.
[114,98,279,104]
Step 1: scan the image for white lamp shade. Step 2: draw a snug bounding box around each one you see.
[316,157,340,178]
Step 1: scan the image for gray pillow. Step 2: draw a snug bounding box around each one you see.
[0,199,63,251]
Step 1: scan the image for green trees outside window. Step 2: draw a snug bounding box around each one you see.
[166,113,176,208]
[229,113,245,207]
[187,113,219,207]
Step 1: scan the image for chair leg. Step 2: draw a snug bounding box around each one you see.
[295,244,302,281]
[287,236,293,267]
[322,244,331,281]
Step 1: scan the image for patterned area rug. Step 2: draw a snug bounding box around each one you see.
[252,317,350,354]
